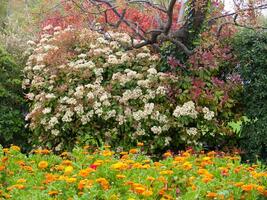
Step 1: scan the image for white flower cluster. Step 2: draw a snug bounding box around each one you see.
[173,101,198,119]
[202,107,215,120]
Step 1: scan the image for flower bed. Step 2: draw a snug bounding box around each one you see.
[0,145,266,199]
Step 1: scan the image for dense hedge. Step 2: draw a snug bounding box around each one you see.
[233,30,267,162]
[0,47,28,148]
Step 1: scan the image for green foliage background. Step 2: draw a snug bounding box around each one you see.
[233,29,267,162]
[0,46,28,148]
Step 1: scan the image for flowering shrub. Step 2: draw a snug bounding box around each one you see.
[1,145,267,199]
[23,26,241,152]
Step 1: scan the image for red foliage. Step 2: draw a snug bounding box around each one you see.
[40,1,181,37]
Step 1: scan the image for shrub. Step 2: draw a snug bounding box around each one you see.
[1,145,267,199]
[24,26,242,153]
[233,30,267,162]
[0,47,28,148]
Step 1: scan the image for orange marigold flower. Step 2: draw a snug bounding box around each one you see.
[129,149,138,154]
[241,184,255,192]
[143,189,153,196]
[38,161,48,169]
[146,176,155,181]
[0,165,5,171]
[62,160,72,166]
[116,174,126,179]
[206,192,217,198]
[163,151,172,158]
[96,178,109,190]
[134,186,146,194]
[48,190,59,196]
[137,142,144,147]
[161,194,173,200]
[257,186,265,194]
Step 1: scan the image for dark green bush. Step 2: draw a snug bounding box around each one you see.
[233,30,267,162]
[0,46,28,148]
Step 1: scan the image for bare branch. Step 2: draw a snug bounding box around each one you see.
[127,0,167,13]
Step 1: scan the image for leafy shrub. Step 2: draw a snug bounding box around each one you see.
[1,145,267,199]
[233,30,267,162]
[0,47,28,147]
[24,26,242,153]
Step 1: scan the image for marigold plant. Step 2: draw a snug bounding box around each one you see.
[0,145,267,199]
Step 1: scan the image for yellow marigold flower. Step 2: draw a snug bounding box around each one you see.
[241,184,255,192]
[141,164,150,169]
[65,177,77,183]
[38,161,48,169]
[129,149,138,154]
[48,190,59,196]
[93,160,104,166]
[160,170,174,175]
[3,148,9,153]
[206,192,217,198]
[17,179,26,183]
[202,156,212,161]
[137,142,144,147]
[120,151,128,155]
[10,145,20,151]
[102,150,114,156]
[182,162,192,170]
[116,174,126,179]
[64,166,73,175]
[198,168,208,175]
[143,189,153,196]
[111,162,128,170]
